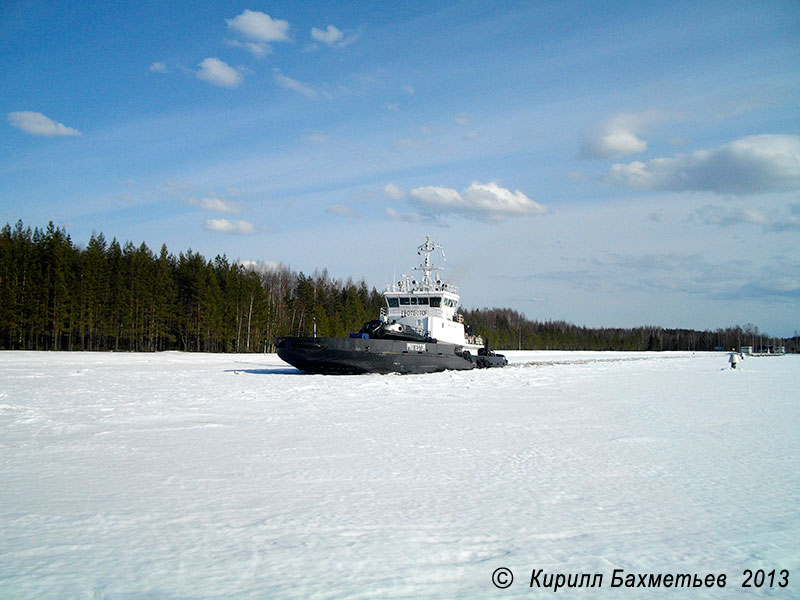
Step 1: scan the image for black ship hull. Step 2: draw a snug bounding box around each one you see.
[276,336,507,374]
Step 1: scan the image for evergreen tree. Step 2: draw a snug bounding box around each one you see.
[1,220,796,354]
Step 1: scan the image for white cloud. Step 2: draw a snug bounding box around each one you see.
[581,110,678,159]
[190,197,241,213]
[196,58,243,88]
[608,134,800,194]
[273,69,316,98]
[697,205,768,227]
[383,183,405,201]
[310,24,359,48]
[392,181,547,221]
[586,129,647,158]
[581,115,651,159]
[150,62,167,73]
[303,131,330,143]
[385,208,434,224]
[226,10,289,43]
[696,202,800,232]
[311,25,343,45]
[203,218,254,235]
[326,205,354,217]
[7,111,80,137]
[411,186,462,208]
[226,39,272,58]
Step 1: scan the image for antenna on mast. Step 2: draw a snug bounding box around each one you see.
[413,235,444,290]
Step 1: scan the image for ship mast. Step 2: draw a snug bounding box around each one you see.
[413,235,444,291]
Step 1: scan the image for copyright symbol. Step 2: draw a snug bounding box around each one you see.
[492,567,513,589]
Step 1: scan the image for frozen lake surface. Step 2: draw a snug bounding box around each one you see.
[1,350,798,598]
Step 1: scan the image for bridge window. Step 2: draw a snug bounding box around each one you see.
[410,297,418,305]
[430,297,441,307]
[418,297,429,305]
[387,298,399,307]
[399,297,410,305]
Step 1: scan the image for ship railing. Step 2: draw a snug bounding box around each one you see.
[379,308,428,337]
[407,324,430,338]
[393,321,430,339]
[384,282,459,294]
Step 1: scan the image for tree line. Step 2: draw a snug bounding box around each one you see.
[0,221,382,352]
[463,307,797,354]
[1,221,796,353]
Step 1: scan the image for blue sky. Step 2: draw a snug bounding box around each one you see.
[2,1,799,337]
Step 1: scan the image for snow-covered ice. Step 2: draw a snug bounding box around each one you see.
[1,350,798,598]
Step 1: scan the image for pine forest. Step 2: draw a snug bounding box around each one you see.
[1,221,796,354]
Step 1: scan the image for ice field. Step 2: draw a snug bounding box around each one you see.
[1,350,798,598]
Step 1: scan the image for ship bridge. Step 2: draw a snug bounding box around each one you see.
[381,237,481,348]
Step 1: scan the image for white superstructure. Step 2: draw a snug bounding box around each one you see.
[381,236,483,350]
